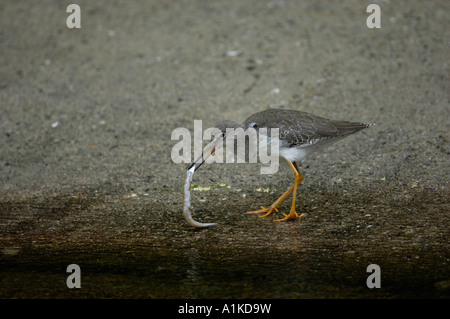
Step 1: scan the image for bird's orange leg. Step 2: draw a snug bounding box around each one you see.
[247,160,304,221]
[275,161,304,221]
[247,183,295,218]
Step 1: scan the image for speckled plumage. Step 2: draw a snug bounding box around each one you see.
[214,109,373,162]
[242,109,372,147]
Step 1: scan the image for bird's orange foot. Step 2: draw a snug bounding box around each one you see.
[247,206,279,218]
[275,211,304,222]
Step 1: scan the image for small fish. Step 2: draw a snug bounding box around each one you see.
[183,166,217,228]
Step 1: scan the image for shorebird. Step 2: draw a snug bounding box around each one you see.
[188,109,373,222]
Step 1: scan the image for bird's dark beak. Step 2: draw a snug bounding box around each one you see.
[187,144,216,172]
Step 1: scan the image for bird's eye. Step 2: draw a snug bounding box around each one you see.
[250,122,258,128]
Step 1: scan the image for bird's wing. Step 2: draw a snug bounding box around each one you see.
[244,109,369,146]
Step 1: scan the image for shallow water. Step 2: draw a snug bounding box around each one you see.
[1,187,449,299]
[1,243,447,299]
